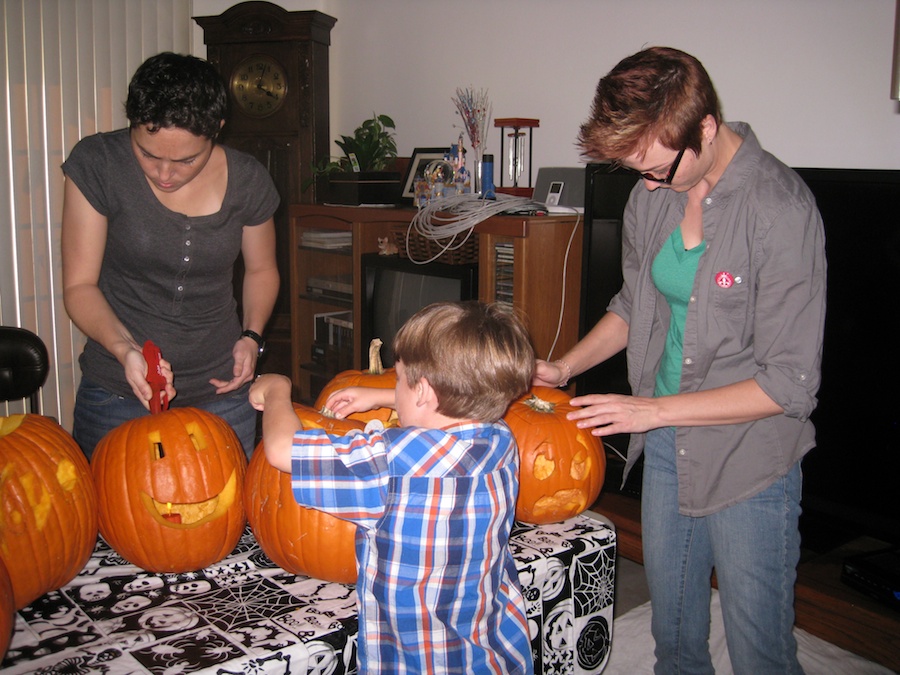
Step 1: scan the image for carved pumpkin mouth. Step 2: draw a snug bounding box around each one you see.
[139,470,238,529]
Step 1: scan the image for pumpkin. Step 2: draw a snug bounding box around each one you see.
[91,407,247,573]
[315,338,397,424]
[244,403,360,583]
[0,550,15,659]
[504,387,606,524]
[0,414,98,610]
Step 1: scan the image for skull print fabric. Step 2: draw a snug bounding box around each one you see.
[2,517,616,674]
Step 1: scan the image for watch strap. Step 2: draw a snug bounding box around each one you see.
[240,329,265,354]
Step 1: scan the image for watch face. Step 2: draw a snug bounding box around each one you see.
[230,54,287,118]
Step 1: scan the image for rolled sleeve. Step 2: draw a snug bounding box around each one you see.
[751,202,827,420]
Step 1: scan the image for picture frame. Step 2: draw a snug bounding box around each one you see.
[400,147,448,202]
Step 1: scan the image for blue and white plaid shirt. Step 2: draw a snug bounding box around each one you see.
[291,420,533,674]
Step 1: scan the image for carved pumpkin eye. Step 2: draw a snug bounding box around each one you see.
[149,422,209,461]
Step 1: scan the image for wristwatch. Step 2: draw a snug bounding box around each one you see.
[240,329,266,356]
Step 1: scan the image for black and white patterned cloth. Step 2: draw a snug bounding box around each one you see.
[2,513,616,675]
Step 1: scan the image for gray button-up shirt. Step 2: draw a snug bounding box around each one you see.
[609,123,827,516]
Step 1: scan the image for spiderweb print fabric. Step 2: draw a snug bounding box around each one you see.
[3,517,615,675]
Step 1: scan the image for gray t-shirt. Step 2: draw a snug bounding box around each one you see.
[62,129,279,404]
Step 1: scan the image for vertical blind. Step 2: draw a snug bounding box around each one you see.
[0,0,191,427]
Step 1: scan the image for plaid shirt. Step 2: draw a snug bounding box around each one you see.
[291,420,533,674]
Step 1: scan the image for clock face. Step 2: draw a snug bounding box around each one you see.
[230,55,287,118]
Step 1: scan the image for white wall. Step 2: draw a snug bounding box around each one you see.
[191,0,900,170]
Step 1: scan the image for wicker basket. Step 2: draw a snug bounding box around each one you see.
[391,226,478,265]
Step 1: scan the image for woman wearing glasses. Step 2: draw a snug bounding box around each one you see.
[534,47,825,674]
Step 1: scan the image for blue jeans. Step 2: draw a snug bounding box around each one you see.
[641,426,803,675]
[72,378,258,460]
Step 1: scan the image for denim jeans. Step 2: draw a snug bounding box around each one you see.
[72,378,258,460]
[641,426,803,675]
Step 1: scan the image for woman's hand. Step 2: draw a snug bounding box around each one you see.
[533,359,569,388]
[125,347,176,411]
[567,393,660,437]
[323,386,395,419]
[210,337,258,394]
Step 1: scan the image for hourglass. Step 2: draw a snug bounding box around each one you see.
[494,118,539,197]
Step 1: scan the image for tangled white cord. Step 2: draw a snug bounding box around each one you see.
[405,193,536,264]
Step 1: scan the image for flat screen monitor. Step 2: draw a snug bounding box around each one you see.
[361,253,478,367]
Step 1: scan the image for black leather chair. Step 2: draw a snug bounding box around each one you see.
[0,326,49,413]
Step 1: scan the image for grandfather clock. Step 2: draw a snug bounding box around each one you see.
[193,2,336,368]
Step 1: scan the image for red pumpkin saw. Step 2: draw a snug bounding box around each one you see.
[315,338,397,425]
[244,403,359,584]
[0,554,15,659]
[0,414,98,610]
[91,407,247,573]
[504,387,606,524]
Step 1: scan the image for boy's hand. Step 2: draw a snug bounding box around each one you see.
[249,373,292,411]
[324,386,395,418]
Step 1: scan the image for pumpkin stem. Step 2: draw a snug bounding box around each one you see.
[524,394,555,414]
[368,338,384,375]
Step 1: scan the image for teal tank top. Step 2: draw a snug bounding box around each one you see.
[651,227,705,397]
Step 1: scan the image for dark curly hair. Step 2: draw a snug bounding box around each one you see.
[125,52,227,139]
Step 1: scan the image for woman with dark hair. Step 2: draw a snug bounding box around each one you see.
[535,47,826,673]
[62,52,280,458]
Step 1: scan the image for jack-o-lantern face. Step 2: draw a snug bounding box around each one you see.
[0,414,98,610]
[91,408,247,573]
[504,387,607,524]
[0,414,97,609]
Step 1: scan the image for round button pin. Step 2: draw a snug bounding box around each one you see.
[715,271,735,288]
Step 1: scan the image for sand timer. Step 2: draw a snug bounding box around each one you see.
[494,118,539,197]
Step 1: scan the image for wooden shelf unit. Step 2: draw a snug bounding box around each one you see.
[289,204,582,404]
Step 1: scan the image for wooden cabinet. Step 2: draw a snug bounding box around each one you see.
[290,204,583,404]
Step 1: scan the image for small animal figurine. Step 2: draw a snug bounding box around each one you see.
[377,236,398,256]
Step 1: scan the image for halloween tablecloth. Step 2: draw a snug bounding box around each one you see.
[2,513,616,674]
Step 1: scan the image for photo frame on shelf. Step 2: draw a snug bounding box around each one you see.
[401,147,448,202]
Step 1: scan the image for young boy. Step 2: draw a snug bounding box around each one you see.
[249,301,536,674]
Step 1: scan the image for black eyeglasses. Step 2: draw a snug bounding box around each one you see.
[620,148,686,185]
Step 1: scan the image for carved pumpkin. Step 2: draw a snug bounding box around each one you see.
[315,338,397,424]
[91,407,247,573]
[0,556,12,660]
[504,387,606,524]
[0,414,98,610]
[244,403,359,583]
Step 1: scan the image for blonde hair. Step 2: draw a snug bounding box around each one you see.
[393,301,535,422]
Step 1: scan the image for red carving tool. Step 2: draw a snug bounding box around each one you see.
[142,340,169,414]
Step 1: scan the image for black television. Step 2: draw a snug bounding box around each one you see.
[792,168,900,549]
[581,164,900,548]
[360,252,478,367]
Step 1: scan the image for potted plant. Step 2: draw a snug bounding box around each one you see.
[309,114,402,205]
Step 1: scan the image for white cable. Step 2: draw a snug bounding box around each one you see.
[405,193,536,264]
[545,212,582,361]
[405,193,581,363]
